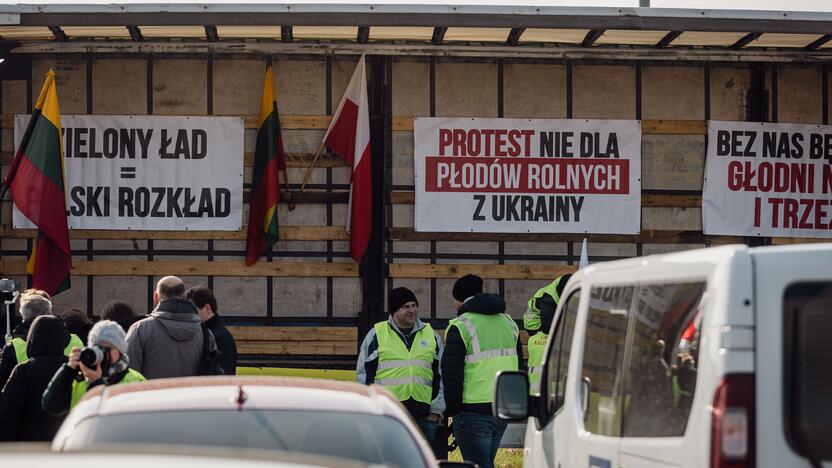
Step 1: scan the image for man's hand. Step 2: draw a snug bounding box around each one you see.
[80,361,102,382]
[67,347,82,370]
[427,413,441,422]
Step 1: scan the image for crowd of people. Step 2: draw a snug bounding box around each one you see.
[0,270,571,468]
[0,276,238,441]
[356,273,571,468]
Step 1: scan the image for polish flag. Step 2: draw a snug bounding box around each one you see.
[323,54,372,262]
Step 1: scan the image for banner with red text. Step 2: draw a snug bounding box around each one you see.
[703,121,832,238]
[414,118,641,233]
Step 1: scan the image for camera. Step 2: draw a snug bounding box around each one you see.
[79,345,110,369]
[0,278,19,303]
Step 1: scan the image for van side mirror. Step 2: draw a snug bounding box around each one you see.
[493,371,530,421]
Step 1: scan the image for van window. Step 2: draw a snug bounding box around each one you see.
[543,290,580,421]
[784,281,832,461]
[581,286,634,437]
[621,282,706,437]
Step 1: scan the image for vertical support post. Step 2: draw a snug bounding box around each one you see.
[359,54,387,343]
[746,63,771,247]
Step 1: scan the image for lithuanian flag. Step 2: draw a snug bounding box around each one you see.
[3,69,71,295]
[245,66,287,266]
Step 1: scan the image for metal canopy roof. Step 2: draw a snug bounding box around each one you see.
[1,4,832,61]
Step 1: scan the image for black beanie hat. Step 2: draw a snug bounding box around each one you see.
[389,287,418,314]
[453,274,483,302]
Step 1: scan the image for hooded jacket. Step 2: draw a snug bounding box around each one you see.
[0,320,35,389]
[0,316,69,441]
[441,293,525,416]
[126,298,217,380]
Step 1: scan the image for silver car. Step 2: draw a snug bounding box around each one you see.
[53,376,469,468]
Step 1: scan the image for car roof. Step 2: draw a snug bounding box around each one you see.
[77,376,404,417]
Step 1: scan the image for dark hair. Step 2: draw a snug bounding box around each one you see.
[101,300,136,322]
[184,286,218,315]
[60,308,92,344]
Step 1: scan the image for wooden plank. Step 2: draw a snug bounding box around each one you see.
[390,191,415,204]
[641,120,707,135]
[0,260,359,277]
[392,116,414,131]
[389,263,577,280]
[388,227,741,245]
[642,194,701,208]
[245,152,348,168]
[1,114,709,136]
[0,225,348,241]
[0,114,332,131]
[237,341,356,355]
[228,326,357,342]
[242,115,330,130]
[771,237,831,245]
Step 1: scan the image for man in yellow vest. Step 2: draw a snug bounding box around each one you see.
[357,287,445,447]
[524,274,572,396]
[43,320,145,415]
[0,291,82,389]
[441,274,523,468]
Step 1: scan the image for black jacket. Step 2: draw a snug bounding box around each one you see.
[42,363,133,417]
[535,293,558,335]
[205,314,237,375]
[441,294,525,416]
[0,316,69,441]
[0,320,35,390]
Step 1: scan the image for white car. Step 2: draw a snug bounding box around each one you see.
[5,445,371,468]
[494,243,832,468]
[53,376,468,468]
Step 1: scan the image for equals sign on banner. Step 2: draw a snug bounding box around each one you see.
[120,167,137,179]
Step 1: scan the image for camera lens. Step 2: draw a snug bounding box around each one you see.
[79,346,105,368]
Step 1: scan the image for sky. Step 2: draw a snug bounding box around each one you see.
[0,0,831,10]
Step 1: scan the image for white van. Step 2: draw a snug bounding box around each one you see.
[494,244,831,468]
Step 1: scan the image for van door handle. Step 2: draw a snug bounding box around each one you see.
[581,376,591,421]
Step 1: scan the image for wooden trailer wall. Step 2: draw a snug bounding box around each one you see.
[1,53,827,367]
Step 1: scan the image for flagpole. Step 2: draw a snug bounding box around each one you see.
[298,139,327,193]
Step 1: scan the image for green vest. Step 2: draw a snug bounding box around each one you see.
[447,312,519,404]
[11,333,84,364]
[374,321,436,404]
[70,368,146,408]
[527,332,548,396]
[523,276,565,333]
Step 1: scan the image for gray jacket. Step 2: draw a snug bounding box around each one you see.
[126,298,217,380]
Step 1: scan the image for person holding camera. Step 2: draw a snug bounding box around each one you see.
[0,292,83,389]
[0,315,72,441]
[42,320,145,415]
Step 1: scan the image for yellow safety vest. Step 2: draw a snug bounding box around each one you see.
[523,275,566,333]
[374,321,436,404]
[11,333,84,364]
[447,312,519,404]
[70,368,146,408]
[527,332,548,396]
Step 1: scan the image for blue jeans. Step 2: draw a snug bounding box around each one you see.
[453,412,507,468]
[416,415,440,446]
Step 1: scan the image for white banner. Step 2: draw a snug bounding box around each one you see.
[13,115,244,231]
[703,121,832,238]
[414,118,641,234]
